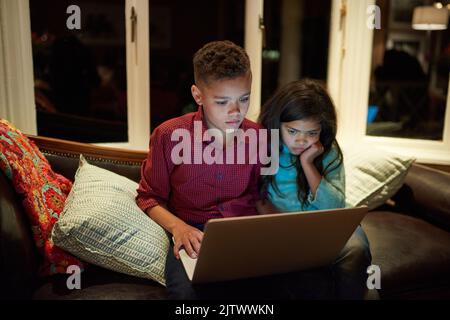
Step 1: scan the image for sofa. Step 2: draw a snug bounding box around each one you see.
[1,135,450,300]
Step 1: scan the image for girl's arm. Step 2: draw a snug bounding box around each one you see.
[300,142,325,197]
[301,143,346,209]
[301,161,322,197]
[305,163,346,209]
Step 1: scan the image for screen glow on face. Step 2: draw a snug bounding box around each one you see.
[281,119,321,155]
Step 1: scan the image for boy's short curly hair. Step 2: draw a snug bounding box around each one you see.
[193,40,251,85]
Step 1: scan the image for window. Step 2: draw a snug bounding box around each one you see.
[0,0,149,150]
[327,0,450,165]
[1,0,260,149]
[148,0,246,131]
[30,0,128,143]
[261,0,332,104]
[367,0,449,140]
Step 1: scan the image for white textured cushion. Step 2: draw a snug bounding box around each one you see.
[344,147,415,210]
[51,155,169,286]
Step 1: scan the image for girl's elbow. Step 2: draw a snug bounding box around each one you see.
[328,193,346,209]
[336,195,346,208]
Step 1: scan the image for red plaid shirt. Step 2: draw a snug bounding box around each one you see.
[136,106,263,226]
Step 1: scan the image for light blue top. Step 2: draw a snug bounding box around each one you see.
[267,143,346,212]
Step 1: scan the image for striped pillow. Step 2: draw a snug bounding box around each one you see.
[51,155,169,286]
[344,147,415,210]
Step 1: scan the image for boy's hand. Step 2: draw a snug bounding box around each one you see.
[300,141,324,164]
[172,223,204,260]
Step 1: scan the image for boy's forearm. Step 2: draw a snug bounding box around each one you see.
[146,205,186,235]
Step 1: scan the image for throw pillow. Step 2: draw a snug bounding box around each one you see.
[0,119,85,276]
[344,146,415,210]
[51,155,169,286]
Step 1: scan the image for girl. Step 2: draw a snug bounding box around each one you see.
[258,79,372,300]
[259,79,345,212]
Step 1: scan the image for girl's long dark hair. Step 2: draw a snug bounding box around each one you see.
[258,79,344,207]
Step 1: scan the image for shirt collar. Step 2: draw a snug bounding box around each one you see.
[281,142,290,154]
[279,143,298,166]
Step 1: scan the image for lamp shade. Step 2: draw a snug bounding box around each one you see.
[412,6,449,30]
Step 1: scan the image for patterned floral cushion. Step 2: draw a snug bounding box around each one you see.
[0,119,85,276]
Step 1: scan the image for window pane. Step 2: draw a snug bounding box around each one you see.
[30,0,128,143]
[261,0,332,104]
[149,0,245,131]
[367,0,449,140]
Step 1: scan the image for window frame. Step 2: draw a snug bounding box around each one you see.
[97,0,150,151]
[1,0,264,151]
[245,0,264,122]
[0,0,150,150]
[327,0,450,165]
[7,0,444,163]
[0,0,37,135]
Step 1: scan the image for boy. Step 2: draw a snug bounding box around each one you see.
[136,41,267,299]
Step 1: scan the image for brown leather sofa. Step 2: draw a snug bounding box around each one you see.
[1,135,450,300]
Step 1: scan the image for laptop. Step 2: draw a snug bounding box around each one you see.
[178,206,368,284]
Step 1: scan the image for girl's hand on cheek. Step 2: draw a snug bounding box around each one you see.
[300,141,324,164]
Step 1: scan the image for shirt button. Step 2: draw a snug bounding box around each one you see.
[216,172,223,180]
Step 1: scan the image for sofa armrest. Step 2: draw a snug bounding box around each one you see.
[27,135,147,183]
[393,164,450,231]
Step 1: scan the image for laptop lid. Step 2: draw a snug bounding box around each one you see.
[182,206,367,284]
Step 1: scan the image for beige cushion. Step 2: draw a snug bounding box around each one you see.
[344,147,415,210]
[51,155,169,286]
